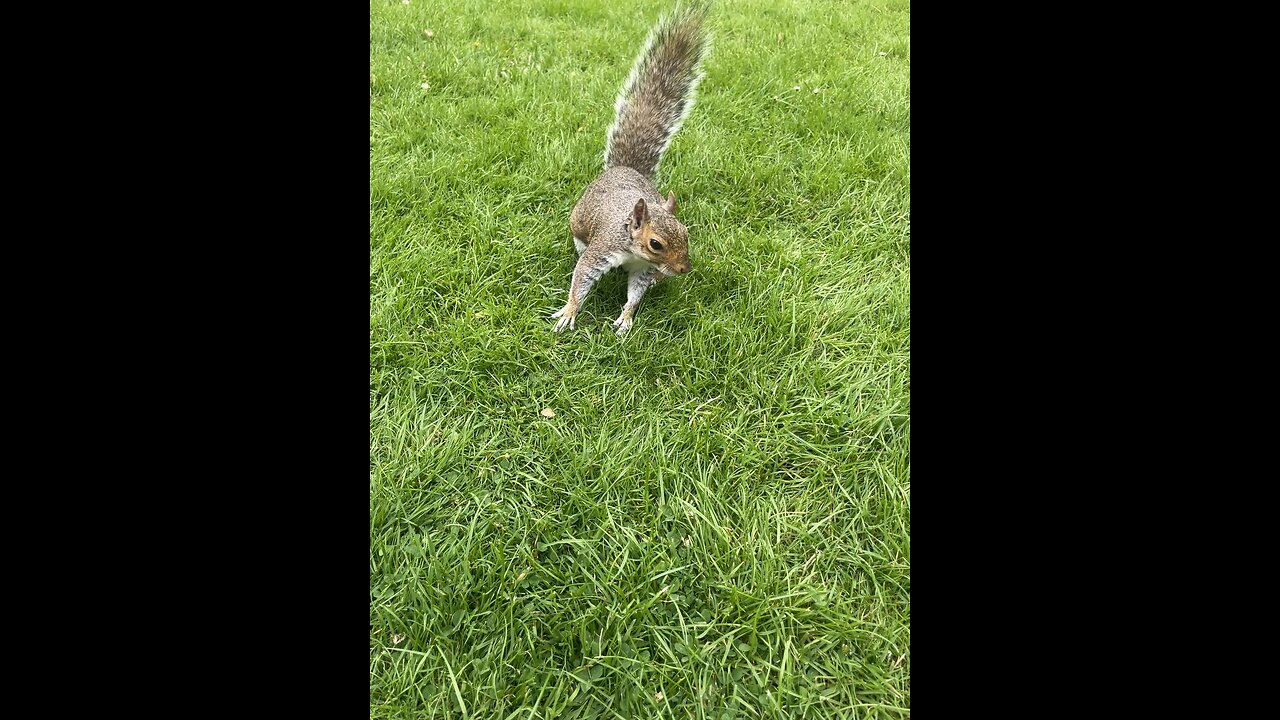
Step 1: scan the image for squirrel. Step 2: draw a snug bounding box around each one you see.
[552,3,711,335]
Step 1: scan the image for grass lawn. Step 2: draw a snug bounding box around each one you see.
[370,0,910,716]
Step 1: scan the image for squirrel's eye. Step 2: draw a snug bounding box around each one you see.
[649,238,664,251]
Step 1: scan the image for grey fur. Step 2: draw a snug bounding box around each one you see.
[604,3,710,180]
[569,166,686,261]
[553,4,709,336]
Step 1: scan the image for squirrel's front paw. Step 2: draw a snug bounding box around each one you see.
[611,314,634,336]
[551,305,578,332]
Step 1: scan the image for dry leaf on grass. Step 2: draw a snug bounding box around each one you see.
[540,408,555,418]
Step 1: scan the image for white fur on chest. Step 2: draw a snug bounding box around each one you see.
[607,251,654,272]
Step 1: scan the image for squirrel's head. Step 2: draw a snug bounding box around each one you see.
[628,195,690,276]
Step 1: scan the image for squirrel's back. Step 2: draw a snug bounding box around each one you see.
[603,3,711,180]
[571,165,667,243]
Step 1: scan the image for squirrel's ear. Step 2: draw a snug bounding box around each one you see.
[664,191,676,212]
[632,198,648,227]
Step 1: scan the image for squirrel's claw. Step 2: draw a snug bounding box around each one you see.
[612,315,633,336]
[552,306,577,332]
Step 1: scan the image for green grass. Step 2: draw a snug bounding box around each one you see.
[370,0,909,717]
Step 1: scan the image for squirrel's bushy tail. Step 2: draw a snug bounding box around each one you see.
[604,3,710,179]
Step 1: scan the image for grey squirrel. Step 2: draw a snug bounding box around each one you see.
[552,3,711,335]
